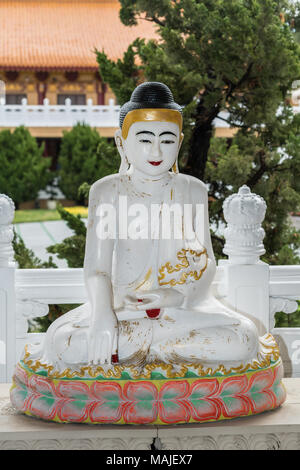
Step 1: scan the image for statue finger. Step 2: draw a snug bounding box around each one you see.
[137,299,159,310]
[140,292,159,300]
[88,337,96,364]
[94,336,103,365]
[124,294,140,304]
[112,332,118,356]
[99,334,109,364]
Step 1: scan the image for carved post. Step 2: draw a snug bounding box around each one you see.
[43,97,50,126]
[20,97,28,126]
[220,185,269,335]
[108,98,115,126]
[0,194,16,382]
[65,97,72,127]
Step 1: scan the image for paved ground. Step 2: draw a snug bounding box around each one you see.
[14,219,87,268]
[14,216,300,268]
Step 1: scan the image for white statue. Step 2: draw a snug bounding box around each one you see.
[28,82,264,373]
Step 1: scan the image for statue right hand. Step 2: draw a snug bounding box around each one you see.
[88,310,118,365]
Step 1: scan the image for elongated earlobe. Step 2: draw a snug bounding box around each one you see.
[119,154,130,174]
[172,158,179,174]
[115,129,130,174]
[172,133,183,174]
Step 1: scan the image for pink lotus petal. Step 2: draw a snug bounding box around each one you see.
[123,381,158,424]
[56,381,91,400]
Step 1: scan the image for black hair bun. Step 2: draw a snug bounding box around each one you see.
[119,82,182,128]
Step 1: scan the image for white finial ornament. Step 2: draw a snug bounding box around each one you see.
[223,185,267,264]
[0,194,15,267]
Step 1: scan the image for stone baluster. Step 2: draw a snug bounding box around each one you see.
[0,194,16,382]
[108,98,115,125]
[20,97,28,126]
[43,97,50,126]
[65,97,72,127]
[219,185,269,335]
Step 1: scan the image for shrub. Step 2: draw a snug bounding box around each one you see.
[58,123,119,203]
[0,126,51,207]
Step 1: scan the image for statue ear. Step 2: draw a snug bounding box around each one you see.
[114,129,125,157]
[172,132,184,174]
[115,129,129,174]
[179,132,184,150]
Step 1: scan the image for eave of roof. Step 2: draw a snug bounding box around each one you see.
[0,0,157,71]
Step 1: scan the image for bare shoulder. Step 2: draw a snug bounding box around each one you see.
[89,174,119,201]
[175,173,208,200]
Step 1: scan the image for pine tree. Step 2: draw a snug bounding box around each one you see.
[0,126,51,208]
[46,204,87,268]
[58,123,119,203]
[95,0,300,264]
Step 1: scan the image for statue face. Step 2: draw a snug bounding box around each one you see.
[123,121,181,176]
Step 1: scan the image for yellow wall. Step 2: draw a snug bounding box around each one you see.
[0,70,107,106]
[0,70,235,137]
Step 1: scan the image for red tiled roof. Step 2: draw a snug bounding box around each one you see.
[0,0,157,70]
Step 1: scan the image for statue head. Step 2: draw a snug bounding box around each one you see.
[115,82,183,176]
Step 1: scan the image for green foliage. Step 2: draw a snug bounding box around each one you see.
[95,40,141,105]
[47,204,87,268]
[78,182,91,202]
[275,302,300,327]
[58,123,119,203]
[206,109,300,263]
[0,126,51,207]
[114,0,300,168]
[13,232,57,269]
[94,0,300,264]
[38,304,80,332]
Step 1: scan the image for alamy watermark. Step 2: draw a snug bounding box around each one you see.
[95,196,205,243]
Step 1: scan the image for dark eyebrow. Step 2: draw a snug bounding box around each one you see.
[159,131,177,137]
[136,130,155,136]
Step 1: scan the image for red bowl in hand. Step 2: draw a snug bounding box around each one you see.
[137,299,160,319]
[146,308,160,319]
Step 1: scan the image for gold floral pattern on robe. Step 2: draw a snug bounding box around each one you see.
[158,248,208,286]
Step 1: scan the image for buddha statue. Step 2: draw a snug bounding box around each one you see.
[12,82,285,426]
[27,82,264,372]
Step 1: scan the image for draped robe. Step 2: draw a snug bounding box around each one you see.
[29,172,259,370]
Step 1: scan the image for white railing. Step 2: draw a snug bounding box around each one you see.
[0,98,299,130]
[0,98,120,128]
[0,99,242,129]
[0,188,300,383]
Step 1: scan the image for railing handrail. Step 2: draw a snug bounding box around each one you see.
[1,101,299,129]
[15,263,300,303]
[0,98,120,128]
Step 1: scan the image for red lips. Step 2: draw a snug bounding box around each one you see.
[148,161,162,166]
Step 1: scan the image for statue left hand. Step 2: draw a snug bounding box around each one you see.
[125,288,184,311]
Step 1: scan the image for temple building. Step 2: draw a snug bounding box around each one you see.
[0,0,299,166]
[0,0,156,160]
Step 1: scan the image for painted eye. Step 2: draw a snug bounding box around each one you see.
[161,140,175,144]
[139,139,152,143]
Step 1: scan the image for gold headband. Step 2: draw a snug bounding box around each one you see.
[121,108,183,139]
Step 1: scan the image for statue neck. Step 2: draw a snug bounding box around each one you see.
[127,167,172,195]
